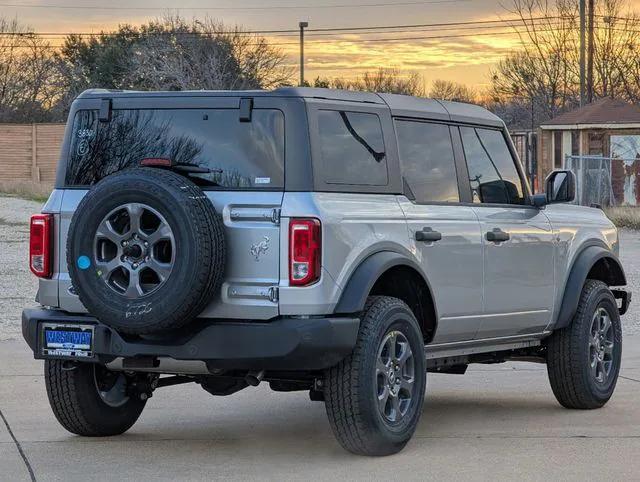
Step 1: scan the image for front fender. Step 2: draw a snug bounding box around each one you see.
[553,245,626,329]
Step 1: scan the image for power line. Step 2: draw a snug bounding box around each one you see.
[0,0,469,11]
[21,22,568,41]
[0,16,569,37]
[307,16,567,32]
[307,21,567,37]
[0,26,575,49]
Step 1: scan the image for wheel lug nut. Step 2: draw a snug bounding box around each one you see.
[132,263,138,269]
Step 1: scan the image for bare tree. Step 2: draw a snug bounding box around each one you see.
[490,0,580,123]
[0,18,58,122]
[429,80,477,103]
[490,0,640,126]
[128,16,292,91]
[597,0,640,102]
[54,15,292,116]
[311,68,424,96]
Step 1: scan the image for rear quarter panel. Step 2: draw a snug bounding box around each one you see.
[278,192,413,315]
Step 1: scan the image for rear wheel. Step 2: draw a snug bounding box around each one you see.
[45,361,147,436]
[546,280,622,409]
[324,296,426,456]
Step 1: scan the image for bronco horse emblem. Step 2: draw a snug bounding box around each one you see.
[250,236,270,261]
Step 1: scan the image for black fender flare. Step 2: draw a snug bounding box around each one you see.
[333,251,437,319]
[554,245,626,329]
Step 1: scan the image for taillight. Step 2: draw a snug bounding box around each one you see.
[30,214,53,278]
[289,218,321,286]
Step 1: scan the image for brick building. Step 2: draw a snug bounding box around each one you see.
[537,98,640,205]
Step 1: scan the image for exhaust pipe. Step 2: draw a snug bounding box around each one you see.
[245,370,264,387]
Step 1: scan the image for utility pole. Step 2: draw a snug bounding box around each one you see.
[579,0,586,106]
[587,0,595,103]
[299,21,308,87]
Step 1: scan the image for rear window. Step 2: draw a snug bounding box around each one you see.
[65,108,285,189]
[317,110,388,186]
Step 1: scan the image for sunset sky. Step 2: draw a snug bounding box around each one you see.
[3,0,639,90]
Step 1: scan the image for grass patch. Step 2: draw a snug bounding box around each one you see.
[0,181,51,203]
[605,207,640,230]
[0,217,26,227]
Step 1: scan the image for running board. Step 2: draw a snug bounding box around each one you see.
[425,332,550,360]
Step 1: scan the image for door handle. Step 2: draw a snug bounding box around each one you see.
[415,227,442,242]
[486,228,510,243]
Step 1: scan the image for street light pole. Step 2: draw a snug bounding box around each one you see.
[579,0,586,106]
[299,21,309,87]
[587,0,595,103]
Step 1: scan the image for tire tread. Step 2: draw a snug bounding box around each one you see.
[546,279,621,409]
[324,296,425,455]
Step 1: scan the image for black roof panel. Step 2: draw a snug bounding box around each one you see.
[77,87,502,126]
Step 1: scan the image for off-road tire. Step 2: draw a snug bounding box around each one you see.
[67,168,225,334]
[45,360,147,436]
[324,296,426,456]
[546,279,622,409]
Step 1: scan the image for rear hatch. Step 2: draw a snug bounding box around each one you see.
[56,96,285,320]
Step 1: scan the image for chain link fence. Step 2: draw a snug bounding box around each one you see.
[564,155,640,207]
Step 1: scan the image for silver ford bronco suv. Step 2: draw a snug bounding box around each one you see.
[23,88,631,456]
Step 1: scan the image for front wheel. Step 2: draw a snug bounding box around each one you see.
[546,280,622,409]
[324,296,427,456]
[45,360,147,436]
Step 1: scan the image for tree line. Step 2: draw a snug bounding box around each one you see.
[0,15,291,123]
[2,0,640,128]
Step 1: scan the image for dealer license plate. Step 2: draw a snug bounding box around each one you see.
[41,323,94,359]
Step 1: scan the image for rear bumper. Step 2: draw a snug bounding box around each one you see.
[22,308,359,371]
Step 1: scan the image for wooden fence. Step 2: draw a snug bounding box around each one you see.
[0,123,65,187]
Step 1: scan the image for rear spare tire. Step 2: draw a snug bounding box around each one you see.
[67,168,225,334]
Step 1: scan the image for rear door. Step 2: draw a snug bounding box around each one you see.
[58,95,286,319]
[395,119,484,343]
[458,126,555,338]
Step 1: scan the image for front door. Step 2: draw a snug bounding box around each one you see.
[459,125,555,338]
[395,120,483,343]
[473,206,555,337]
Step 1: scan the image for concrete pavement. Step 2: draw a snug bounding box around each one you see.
[1,337,639,481]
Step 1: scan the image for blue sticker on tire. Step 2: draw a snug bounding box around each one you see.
[77,256,91,270]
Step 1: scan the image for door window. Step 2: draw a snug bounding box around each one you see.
[317,110,388,186]
[395,120,459,203]
[461,127,525,205]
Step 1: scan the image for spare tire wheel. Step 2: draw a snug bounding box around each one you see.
[67,168,225,334]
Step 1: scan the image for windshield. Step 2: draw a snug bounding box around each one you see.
[65,108,285,189]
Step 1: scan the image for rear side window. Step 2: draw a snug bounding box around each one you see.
[460,127,525,205]
[65,108,285,189]
[395,120,459,203]
[317,110,387,186]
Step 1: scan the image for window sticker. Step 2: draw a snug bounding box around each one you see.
[76,129,95,158]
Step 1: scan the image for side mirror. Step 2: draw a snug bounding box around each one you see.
[545,170,576,205]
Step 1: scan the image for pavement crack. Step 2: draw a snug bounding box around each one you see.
[0,406,36,482]
[620,375,640,383]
